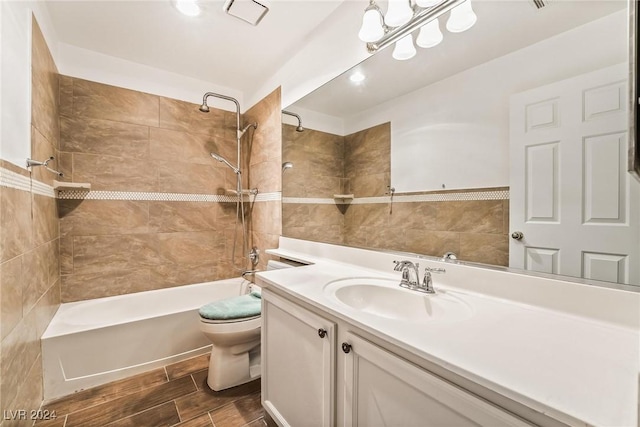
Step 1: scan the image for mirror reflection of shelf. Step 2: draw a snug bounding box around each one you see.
[333,194,354,201]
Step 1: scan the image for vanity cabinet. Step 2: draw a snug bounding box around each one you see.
[340,332,530,427]
[262,290,336,427]
[262,289,530,427]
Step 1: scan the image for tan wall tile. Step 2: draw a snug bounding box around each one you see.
[436,200,503,234]
[31,126,59,186]
[388,202,438,229]
[148,202,218,233]
[61,269,153,302]
[159,97,228,137]
[460,233,509,266]
[32,195,59,246]
[4,356,44,427]
[149,264,217,289]
[59,200,149,237]
[149,127,235,166]
[248,160,280,194]
[72,78,159,127]
[22,243,51,314]
[282,204,310,229]
[404,230,461,258]
[59,236,73,275]
[156,231,225,268]
[1,256,23,340]
[1,188,33,262]
[72,234,158,275]
[59,75,74,117]
[349,172,389,198]
[245,87,281,166]
[72,153,158,191]
[31,17,59,149]
[1,311,39,412]
[157,161,224,194]
[60,115,149,159]
[34,279,60,338]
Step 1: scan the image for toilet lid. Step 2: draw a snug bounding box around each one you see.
[200,314,260,324]
[199,293,261,321]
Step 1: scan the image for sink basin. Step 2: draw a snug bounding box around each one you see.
[323,277,473,323]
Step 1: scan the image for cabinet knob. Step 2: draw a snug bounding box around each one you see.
[317,328,327,338]
[341,342,352,354]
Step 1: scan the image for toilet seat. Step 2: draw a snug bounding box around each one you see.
[199,314,260,324]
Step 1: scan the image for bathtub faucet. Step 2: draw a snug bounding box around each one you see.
[241,270,259,279]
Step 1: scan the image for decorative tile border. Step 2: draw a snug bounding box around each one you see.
[1,166,282,203]
[283,190,509,205]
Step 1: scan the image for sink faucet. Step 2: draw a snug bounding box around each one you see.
[393,260,420,288]
[422,267,446,294]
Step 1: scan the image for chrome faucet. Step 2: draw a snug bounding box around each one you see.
[422,267,446,294]
[393,260,420,288]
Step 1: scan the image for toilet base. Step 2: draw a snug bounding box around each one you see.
[207,344,261,391]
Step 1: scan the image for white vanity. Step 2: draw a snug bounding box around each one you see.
[256,237,639,427]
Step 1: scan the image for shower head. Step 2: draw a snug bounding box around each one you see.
[282,162,293,172]
[282,110,304,132]
[211,152,240,174]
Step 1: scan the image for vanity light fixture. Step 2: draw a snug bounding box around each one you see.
[358,0,477,61]
[173,0,201,17]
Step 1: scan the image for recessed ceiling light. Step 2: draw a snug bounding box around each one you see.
[174,0,201,17]
[350,71,366,83]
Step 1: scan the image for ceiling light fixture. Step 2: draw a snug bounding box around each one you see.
[358,0,477,61]
[174,0,201,17]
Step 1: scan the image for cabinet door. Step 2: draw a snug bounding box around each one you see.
[262,290,336,427]
[341,333,531,427]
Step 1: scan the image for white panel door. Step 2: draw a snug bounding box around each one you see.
[341,333,530,427]
[262,290,336,427]
[510,63,639,284]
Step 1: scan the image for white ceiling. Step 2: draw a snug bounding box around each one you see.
[45,0,346,94]
[292,0,627,117]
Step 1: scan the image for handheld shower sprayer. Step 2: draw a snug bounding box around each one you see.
[211,153,240,175]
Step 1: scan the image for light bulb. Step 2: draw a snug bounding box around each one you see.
[174,0,201,17]
[416,0,442,7]
[416,18,443,48]
[392,34,416,60]
[385,0,413,28]
[446,0,477,33]
[358,6,384,42]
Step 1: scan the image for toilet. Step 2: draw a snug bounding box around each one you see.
[199,260,292,391]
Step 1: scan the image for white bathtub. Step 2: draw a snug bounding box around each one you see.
[42,278,251,400]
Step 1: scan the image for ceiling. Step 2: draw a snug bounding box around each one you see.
[293,0,627,117]
[45,0,346,94]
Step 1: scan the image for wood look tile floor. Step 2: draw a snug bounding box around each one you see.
[36,354,265,427]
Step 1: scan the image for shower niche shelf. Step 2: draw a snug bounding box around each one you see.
[53,180,91,194]
[333,194,354,201]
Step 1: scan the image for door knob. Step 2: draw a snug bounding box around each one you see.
[511,231,524,240]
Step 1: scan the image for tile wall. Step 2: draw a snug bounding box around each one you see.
[244,88,283,272]
[57,77,250,302]
[0,17,61,426]
[282,122,509,266]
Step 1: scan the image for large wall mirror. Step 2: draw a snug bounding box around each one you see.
[282,0,640,288]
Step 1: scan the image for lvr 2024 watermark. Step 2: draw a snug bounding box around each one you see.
[3,409,57,420]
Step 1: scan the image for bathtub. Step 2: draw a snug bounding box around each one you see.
[42,278,251,401]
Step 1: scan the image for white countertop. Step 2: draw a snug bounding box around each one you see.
[257,242,639,427]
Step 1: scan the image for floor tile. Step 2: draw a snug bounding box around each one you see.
[43,368,168,414]
[166,354,210,380]
[34,415,66,427]
[191,369,208,391]
[175,380,260,421]
[106,401,180,427]
[244,419,266,427]
[65,376,196,427]
[172,413,213,427]
[209,392,262,427]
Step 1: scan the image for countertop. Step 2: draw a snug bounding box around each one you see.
[256,246,639,427]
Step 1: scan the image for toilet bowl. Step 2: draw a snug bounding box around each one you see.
[199,313,261,391]
[199,261,293,391]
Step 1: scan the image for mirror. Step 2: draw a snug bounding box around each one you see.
[282,0,640,287]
